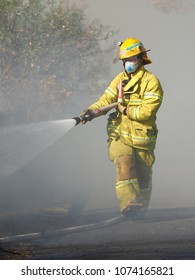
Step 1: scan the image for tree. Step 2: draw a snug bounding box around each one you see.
[0,0,116,124]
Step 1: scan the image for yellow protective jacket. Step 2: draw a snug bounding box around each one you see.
[87,66,163,151]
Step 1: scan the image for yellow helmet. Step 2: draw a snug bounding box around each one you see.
[118,37,152,65]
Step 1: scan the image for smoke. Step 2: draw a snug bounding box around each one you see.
[149,0,194,13]
[0,1,116,218]
[0,117,116,214]
[1,0,195,239]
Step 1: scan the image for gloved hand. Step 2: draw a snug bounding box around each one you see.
[118,103,127,115]
[80,109,95,124]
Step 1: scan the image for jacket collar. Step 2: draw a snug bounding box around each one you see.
[123,66,146,91]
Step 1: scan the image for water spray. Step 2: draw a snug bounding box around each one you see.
[0,97,121,178]
[0,106,119,178]
[0,119,76,178]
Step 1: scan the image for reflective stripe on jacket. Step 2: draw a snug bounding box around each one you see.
[87,66,163,150]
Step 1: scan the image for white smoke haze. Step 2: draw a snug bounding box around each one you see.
[0,117,116,213]
[0,1,117,216]
[149,0,194,13]
[0,0,194,228]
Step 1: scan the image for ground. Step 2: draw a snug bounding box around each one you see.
[0,207,195,260]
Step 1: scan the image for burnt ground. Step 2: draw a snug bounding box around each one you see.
[0,207,195,260]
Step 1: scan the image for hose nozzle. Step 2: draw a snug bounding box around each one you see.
[72,117,81,126]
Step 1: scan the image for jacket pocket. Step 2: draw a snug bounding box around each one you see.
[121,122,158,150]
[132,124,158,149]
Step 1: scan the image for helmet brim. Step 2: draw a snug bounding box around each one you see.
[142,49,152,65]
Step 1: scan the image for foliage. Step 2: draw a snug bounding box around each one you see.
[0,0,116,123]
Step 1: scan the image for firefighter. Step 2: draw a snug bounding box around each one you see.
[80,37,163,218]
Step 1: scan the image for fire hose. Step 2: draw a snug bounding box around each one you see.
[0,214,125,243]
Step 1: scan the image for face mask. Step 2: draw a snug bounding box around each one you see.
[124,61,139,74]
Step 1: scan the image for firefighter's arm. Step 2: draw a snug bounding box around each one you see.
[80,74,122,123]
[88,75,121,111]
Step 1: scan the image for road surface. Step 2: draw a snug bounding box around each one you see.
[0,207,194,260]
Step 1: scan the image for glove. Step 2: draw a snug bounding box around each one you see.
[118,103,127,116]
[80,109,95,124]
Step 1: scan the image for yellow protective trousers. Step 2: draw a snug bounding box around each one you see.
[115,178,140,212]
[108,138,154,213]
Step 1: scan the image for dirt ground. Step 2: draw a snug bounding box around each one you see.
[0,207,195,260]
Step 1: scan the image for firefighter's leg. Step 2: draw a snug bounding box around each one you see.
[135,149,155,212]
[108,139,141,216]
[115,155,140,212]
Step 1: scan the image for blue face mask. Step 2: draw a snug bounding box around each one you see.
[124,61,139,74]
